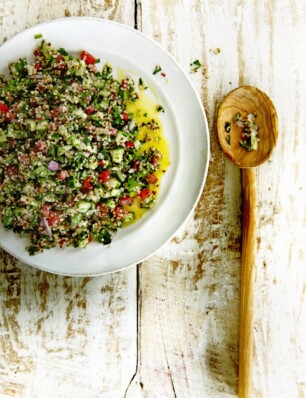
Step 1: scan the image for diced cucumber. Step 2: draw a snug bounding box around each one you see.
[74,108,87,120]
[70,213,83,228]
[115,132,127,146]
[0,128,7,143]
[75,60,86,76]
[25,119,37,131]
[14,207,26,217]
[68,135,82,149]
[58,125,68,136]
[57,145,72,156]
[250,131,258,150]
[123,212,135,223]
[93,79,105,88]
[104,198,116,210]
[141,195,155,209]
[3,207,14,228]
[110,148,124,163]
[126,177,140,193]
[116,170,126,182]
[106,178,120,190]
[110,188,122,197]
[91,112,104,121]
[34,166,51,177]
[75,201,92,213]
[37,121,49,131]
[94,187,106,198]
[93,228,112,244]
[55,185,66,195]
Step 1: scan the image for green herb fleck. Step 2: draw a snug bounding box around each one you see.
[143,112,148,117]
[210,48,221,54]
[34,33,43,39]
[190,59,202,72]
[156,105,164,113]
[138,77,148,90]
[224,121,231,132]
[153,65,162,75]
[226,135,231,145]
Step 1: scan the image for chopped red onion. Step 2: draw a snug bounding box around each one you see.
[42,217,52,237]
[48,160,59,171]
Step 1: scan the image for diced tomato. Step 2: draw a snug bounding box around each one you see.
[88,234,93,243]
[98,160,106,168]
[82,176,93,192]
[113,206,129,219]
[146,173,158,184]
[47,211,60,226]
[56,54,64,63]
[151,156,159,166]
[32,140,48,153]
[6,165,19,179]
[85,105,95,115]
[18,153,30,164]
[121,80,129,89]
[119,195,134,206]
[96,203,109,219]
[139,188,151,200]
[8,139,15,148]
[34,48,42,56]
[132,159,140,170]
[57,170,68,181]
[41,204,50,218]
[125,141,134,149]
[80,50,96,65]
[5,111,16,120]
[122,111,129,121]
[110,91,117,100]
[50,108,61,118]
[99,170,110,183]
[0,103,10,113]
[34,62,42,70]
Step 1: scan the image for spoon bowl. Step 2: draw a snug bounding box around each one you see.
[217,86,278,168]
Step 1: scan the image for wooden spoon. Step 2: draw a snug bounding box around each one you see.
[217,86,278,398]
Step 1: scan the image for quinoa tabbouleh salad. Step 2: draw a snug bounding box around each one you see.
[0,39,169,255]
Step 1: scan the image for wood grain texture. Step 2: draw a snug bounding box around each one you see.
[129,0,306,397]
[0,1,137,398]
[239,168,256,398]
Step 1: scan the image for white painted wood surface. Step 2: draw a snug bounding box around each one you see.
[0,1,305,397]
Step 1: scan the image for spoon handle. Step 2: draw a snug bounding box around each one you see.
[238,168,256,398]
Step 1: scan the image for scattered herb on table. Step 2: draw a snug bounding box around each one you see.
[209,48,221,54]
[190,59,202,72]
[153,65,162,75]
[34,33,43,39]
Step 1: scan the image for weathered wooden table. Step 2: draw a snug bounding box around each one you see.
[0,1,305,397]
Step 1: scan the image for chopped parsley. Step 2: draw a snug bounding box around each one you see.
[190,59,202,72]
[153,65,162,75]
[224,121,231,132]
[34,33,43,39]
[234,112,259,151]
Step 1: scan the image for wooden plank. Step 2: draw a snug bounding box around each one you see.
[127,0,306,397]
[0,1,137,397]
